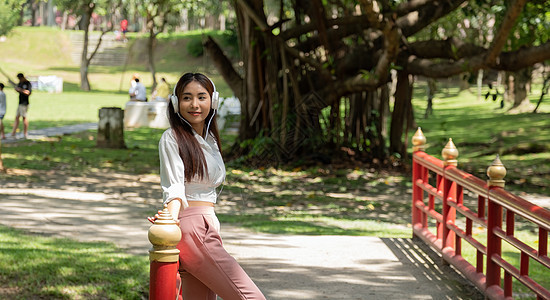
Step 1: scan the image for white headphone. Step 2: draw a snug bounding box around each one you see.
[170,77,219,113]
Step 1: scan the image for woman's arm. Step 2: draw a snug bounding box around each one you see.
[167,198,182,222]
[159,130,189,207]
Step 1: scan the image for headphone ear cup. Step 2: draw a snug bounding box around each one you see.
[211,91,219,110]
[171,94,179,113]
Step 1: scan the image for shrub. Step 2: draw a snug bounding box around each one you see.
[187,37,204,57]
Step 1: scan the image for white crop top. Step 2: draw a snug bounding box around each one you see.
[159,128,226,208]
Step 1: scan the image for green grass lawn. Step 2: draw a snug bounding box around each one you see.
[0,225,149,299]
[413,84,550,195]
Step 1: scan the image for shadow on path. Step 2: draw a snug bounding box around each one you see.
[381,237,484,300]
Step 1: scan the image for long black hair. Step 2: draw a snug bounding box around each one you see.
[167,72,222,181]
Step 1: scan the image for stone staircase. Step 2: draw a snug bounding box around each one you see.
[69,32,128,66]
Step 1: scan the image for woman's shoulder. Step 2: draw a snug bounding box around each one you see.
[160,128,176,144]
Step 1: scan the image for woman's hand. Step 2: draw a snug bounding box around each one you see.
[146,210,161,224]
[147,210,180,226]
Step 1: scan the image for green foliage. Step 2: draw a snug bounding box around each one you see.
[216,30,239,56]
[186,36,204,57]
[514,0,550,47]
[0,0,24,36]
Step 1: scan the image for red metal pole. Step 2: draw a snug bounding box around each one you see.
[148,207,182,300]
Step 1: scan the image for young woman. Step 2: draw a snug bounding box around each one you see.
[149,73,266,300]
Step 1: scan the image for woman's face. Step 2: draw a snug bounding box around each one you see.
[179,80,212,133]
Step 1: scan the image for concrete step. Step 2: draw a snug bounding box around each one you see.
[68,32,128,66]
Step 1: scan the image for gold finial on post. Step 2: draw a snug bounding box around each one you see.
[148,205,181,262]
[412,127,427,152]
[487,155,506,188]
[442,138,459,166]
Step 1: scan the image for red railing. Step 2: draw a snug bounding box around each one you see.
[411,128,550,300]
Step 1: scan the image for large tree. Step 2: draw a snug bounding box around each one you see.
[0,0,24,35]
[204,0,550,165]
[134,0,182,90]
[56,0,121,91]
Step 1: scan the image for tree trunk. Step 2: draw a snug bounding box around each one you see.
[425,78,436,118]
[236,0,266,142]
[80,10,92,91]
[476,69,483,101]
[147,30,157,91]
[97,107,125,149]
[508,67,534,113]
[533,74,549,113]
[377,84,390,157]
[31,2,37,26]
[46,0,54,26]
[389,71,411,156]
[61,11,68,30]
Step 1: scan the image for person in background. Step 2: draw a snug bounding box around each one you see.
[11,73,31,139]
[130,73,139,88]
[120,19,128,41]
[152,77,170,102]
[148,73,266,300]
[0,83,6,139]
[129,78,147,101]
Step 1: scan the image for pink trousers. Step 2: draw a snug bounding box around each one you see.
[177,207,266,300]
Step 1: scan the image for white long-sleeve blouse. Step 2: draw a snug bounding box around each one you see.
[159,128,226,208]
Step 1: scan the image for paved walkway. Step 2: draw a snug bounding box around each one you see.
[2,123,97,143]
[0,123,487,299]
[0,188,483,300]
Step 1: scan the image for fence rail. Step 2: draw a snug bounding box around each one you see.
[411,128,550,300]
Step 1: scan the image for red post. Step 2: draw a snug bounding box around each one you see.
[486,156,506,291]
[150,262,179,298]
[486,194,503,288]
[411,127,426,236]
[148,207,182,300]
[442,176,456,251]
[441,138,458,252]
[412,156,422,228]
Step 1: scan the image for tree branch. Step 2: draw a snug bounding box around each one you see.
[236,0,331,77]
[395,0,439,17]
[203,36,244,100]
[397,0,467,37]
[358,0,383,29]
[373,18,400,87]
[484,0,528,66]
[405,41,550,77]
[407,37,486,59]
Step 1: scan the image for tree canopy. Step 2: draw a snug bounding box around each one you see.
[204,0,550,166]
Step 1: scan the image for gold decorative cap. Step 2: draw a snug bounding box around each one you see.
[412,127,427,152]
[442,138,459,166]
[487,155,506,187]
[148,205,181,262]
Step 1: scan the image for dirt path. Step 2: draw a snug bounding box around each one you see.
[0,168,486,299]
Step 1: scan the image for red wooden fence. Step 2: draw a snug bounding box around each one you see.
[411,128,550,300]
